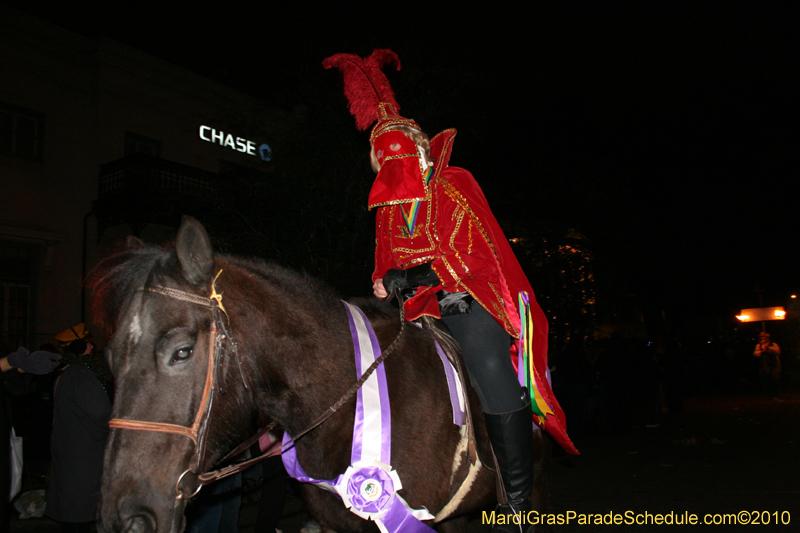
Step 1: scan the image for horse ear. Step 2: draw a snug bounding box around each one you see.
[176,216,214,286]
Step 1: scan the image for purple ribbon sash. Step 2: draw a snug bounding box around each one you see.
[282,301,440,532]
[435,340,465,426]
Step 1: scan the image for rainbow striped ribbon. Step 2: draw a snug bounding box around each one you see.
[518,291,555,419]
[401,166,435,236]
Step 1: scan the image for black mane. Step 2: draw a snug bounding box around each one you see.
[89,243,174,341]
[226,255,342,311]
[89,240,342,343]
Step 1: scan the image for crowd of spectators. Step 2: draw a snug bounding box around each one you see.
[550,328,793,439]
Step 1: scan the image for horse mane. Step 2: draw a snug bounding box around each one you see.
[88,241,172,343]
[88,238,344,343]
[229,255,342,313]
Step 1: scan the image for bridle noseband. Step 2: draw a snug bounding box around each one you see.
[108,271,246,500]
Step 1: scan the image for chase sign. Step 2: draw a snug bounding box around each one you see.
[199,125,272,162]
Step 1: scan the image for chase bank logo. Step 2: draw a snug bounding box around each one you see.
[258,143,272,162]
[199,125,272,162]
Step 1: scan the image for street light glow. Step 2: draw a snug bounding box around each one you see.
[736,307,786,322]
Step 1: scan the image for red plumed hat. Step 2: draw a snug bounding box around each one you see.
[324,49,428,208]
[322,49,420,138]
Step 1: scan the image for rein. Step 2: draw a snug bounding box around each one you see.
[197,290,409,485]
[108,276,407,499]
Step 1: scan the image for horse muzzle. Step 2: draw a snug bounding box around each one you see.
[98,489,188,533]
[99,508,186,533]
[120,513,155,533]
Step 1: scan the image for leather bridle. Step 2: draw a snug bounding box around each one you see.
[107,274,409,501]
[108,273,246,500]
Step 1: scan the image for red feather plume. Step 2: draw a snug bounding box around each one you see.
[322,49,402,131]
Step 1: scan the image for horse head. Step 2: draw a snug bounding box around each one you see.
[95,217,256,533]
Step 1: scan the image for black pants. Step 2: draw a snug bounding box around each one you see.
[255,456,287,531]
[442,302,526,414]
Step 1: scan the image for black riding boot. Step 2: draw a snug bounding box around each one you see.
[484,401,535,533]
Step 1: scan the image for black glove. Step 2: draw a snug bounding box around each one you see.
[7,347,62,375]
[383,262,440,293]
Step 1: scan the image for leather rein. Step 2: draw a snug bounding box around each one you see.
[107,274,407,500]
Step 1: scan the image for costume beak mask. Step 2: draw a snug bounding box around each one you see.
[368,129,428,209]
[323,51,432,209]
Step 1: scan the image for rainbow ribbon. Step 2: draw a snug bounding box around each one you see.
[401,166,435,236]
[517,292,555,419]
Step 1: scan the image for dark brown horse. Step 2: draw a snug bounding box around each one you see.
[92,217,548,533]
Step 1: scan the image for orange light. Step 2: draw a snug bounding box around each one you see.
[737,307,786,322]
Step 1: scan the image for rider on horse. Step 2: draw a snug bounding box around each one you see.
[324,50,578,532]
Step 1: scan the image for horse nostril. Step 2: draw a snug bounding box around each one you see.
[123,514,154,533]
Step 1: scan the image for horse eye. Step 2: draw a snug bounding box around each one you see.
[171,348,193,363]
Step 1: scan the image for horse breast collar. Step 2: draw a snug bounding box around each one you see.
[108,270,245,499]
[282,301,466,533]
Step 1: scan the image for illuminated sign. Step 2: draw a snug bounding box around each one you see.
[258,144,272,162]
[199,125,272,162]
[736,307,786,322]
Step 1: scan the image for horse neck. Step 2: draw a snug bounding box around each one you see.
[223,263,355,440]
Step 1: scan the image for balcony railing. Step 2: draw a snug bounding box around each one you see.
[99,153,218,199]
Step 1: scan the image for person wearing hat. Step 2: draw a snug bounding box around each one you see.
[53,323,91,358]
[324,50,577,532]
[45,324,112,533]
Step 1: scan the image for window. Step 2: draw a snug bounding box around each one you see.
[125,132,162,157]
[1,283,30,351]
[0,101,45,160]
[0,242,36,351]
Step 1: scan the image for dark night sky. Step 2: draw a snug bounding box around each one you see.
[7,2,798,319]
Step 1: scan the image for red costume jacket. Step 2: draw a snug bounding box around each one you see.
[370,129,577,454]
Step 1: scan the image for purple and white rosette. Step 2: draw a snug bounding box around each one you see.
[336,460,436,533]
[336,459,401,520]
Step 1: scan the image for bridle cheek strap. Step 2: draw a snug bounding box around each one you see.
[108,281,224,493]
[108,319,217,446]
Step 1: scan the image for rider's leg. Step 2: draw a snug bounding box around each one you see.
[442,303,534,532]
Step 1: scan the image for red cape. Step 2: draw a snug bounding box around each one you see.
[373,130,578,454]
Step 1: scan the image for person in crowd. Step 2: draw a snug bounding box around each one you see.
[45,323,112,533]
[253,431,286,533]
[184,474,242,533]
[0,343,61,532]
[753,331,782,400]
[1,346,62,376]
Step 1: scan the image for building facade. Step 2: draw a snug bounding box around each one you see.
[1,5,290,349]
